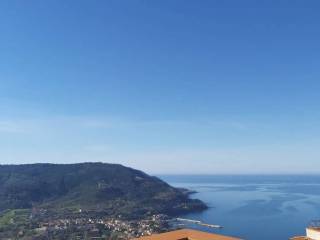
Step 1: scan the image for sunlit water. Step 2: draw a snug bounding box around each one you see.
[159,175,320,240]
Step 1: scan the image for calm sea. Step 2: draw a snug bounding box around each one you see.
[159,175,320,240]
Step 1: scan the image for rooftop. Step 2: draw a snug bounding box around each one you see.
[290,237,312,240]
[132,229,241,240]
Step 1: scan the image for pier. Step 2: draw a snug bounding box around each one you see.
[176,218,222,229]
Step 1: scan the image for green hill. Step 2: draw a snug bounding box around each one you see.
[0,163,206,219]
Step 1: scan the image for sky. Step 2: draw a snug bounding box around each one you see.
[0,0,320,174]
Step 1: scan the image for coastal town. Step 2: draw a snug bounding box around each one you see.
[0,212,174,240]
[40,214,172,239]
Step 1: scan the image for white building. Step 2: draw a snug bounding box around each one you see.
[291,227,320,240]
[306,228,320,240]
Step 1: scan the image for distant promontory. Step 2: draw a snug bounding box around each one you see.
[0,163,207,219]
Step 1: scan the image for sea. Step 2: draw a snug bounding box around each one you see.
[159,175,320,240]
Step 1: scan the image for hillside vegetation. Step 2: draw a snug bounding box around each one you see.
[0,163,206,219]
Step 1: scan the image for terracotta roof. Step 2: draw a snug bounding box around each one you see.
[290,237,311,240]
[132,229,241,240]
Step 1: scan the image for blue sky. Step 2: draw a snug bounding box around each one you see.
[1,0,320,174]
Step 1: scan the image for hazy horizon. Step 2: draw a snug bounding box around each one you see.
[1,162,320,176]
[1,1,320,174]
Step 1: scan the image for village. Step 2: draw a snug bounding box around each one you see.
[27,214,173,239]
